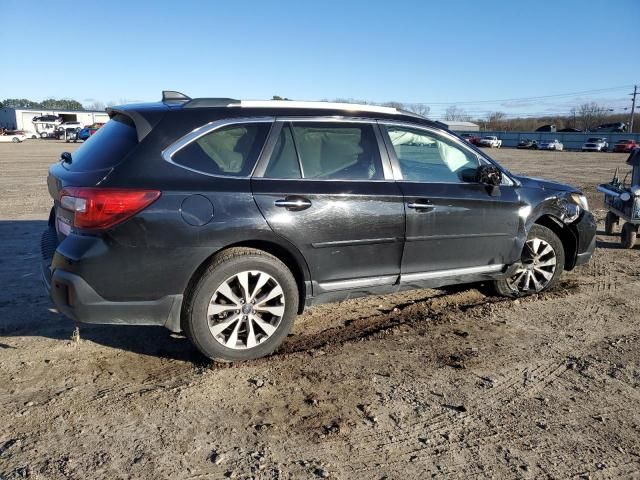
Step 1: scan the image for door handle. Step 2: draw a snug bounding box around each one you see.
[274,196,312,211]
[407,200,434,211]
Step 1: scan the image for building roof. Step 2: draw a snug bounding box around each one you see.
[439,120,479,128]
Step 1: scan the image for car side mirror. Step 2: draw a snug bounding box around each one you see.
[476,164,502,185]
[476,164,502,196]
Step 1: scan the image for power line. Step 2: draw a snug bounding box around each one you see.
[371,84,635,106]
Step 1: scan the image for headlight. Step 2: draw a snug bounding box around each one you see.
[570,192,589,211]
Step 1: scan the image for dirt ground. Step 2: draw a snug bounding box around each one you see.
[1,141,639,479]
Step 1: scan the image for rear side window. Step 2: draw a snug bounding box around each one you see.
[173,123,270,176]
[291,123,383,180]
[65,114,137,172]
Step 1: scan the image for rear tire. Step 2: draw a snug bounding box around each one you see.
[605,212,619,235]
[183,247,299,362]
[494,224,565,297]
[621,223,637,249]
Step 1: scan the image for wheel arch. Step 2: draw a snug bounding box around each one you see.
[181,236,311,320]
[532,214,578,270]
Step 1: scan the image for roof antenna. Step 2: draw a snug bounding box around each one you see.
[162,91,191,103]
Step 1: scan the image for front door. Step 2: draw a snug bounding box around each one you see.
[380,124,522,276]
[252,120,405,292]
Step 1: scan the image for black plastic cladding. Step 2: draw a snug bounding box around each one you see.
[43,101,597,330]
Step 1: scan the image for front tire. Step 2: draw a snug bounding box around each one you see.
[183,247,299,362]
[494,224,565,297]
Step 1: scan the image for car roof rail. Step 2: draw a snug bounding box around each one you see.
[183,98,241,108]
[162,91,192,103]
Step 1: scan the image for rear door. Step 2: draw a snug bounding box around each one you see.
[380,123,522,277]
[252,119,405,293]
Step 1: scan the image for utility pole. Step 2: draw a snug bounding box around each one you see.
[630,85,637,134]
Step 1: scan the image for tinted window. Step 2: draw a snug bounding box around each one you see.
[386,126,479,183]
[291,123,383,180]
[64,114,137,172]
[173,123,270,176]
[264,125,301,179]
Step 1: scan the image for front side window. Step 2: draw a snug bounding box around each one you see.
[172,123,270,176]
[386,126,479,183]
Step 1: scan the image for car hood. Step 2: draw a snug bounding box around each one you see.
[515,175,577,193]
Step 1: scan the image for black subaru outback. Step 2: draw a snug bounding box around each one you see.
[41,91,596,361]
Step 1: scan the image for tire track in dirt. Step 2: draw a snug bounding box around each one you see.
[289,265,639,475]
[288,289,583,469]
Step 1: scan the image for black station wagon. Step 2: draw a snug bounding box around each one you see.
[41,91,596,361]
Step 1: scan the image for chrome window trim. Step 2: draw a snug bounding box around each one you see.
[401,264,505,283]
[161,116,275,179]
[379,120,516,186]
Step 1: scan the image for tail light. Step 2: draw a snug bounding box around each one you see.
[59,187,160,229]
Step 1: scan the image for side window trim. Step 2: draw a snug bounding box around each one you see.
[161,116,274,179]
[287,122,306,178]
[253,116,395,181]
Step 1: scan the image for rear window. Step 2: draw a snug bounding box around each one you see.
[64,114,137,172]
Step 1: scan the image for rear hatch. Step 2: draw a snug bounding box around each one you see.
[47,114,139,240]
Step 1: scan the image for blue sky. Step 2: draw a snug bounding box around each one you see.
[1,0,638,119]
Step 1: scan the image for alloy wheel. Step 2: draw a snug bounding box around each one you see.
[207,270,285,350]
[507,238,557,293]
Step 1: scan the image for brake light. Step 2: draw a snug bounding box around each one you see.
[59,187,160,229]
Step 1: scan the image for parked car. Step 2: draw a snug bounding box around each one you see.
[478,135,502,148]
[517,139,538,149]
[613,139,638,153]
[0,131,27,143]
[581,138,608,152]
[78,123,104,141]
[591,122,627,133]
[460,133,480,145]
[33,115,62,123]
[539,139,564,151]
[41,92,596,361]
[536,124,556,132]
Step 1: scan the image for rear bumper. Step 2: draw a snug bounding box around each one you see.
[41,226,183,332]
[50,269,182,328]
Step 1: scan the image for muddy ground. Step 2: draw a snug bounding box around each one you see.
[1,142,639,479]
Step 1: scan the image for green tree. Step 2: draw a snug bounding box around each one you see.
[40,98,85,111]
[1,98,42,109]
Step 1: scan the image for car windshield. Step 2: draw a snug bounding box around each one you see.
[587,138,600,142]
